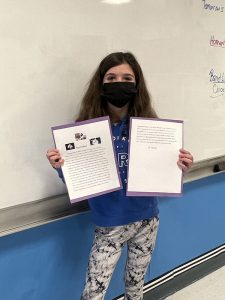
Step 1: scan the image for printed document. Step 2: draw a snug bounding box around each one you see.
[52,117,122,203]
[127,118,183,196]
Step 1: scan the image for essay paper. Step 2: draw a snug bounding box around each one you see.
[52,117,122,202]
[127,118,183,197]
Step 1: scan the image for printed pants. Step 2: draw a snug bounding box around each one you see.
[81,217,159,300]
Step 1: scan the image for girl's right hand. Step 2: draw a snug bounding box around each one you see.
[46,149,64,169]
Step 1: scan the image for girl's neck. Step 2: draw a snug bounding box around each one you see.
[107,103,129,123]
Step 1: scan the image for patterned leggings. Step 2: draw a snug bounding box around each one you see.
[81,217,159,300]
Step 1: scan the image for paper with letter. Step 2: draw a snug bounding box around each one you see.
[127,117,183,197]
[52,116,122,203]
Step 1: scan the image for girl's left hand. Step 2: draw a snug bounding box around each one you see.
[177,149,193,172]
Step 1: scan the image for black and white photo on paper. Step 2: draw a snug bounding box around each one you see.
[75,133,86,141]
[90,137,101,145]
[65,143,75,150]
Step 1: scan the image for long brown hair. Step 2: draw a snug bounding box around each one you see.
[77,52,157,121]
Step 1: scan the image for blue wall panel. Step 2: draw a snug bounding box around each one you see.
[1,172,225,300]
[150,172,225,278]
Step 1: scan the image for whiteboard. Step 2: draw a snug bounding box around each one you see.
[1,0,225,209]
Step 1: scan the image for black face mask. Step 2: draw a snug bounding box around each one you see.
[101,82,137,108]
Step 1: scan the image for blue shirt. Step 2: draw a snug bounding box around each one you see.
[56,118,159,226]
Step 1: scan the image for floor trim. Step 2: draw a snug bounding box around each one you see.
[114,243,225,300]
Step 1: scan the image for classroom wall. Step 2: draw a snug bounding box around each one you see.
[1,172,225,300]
[1,0,225,210]
[1,2,225,299]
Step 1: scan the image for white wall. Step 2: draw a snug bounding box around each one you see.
[1,0,225,208]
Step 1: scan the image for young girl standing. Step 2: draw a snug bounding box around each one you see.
[47,52,193,300]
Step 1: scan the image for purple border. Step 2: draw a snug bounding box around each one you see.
[51,116,111,131]
[181,120,184,194]
[70,186,122,203]
[130,116,183,123]
[51,116,122,202]
[127,117,183,197]
[127,191,182,197]
[108,118,123,189]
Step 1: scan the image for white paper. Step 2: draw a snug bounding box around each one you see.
[52,117,122,202]
[127,118,183,196]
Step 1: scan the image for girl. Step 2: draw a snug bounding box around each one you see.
[46,52,193,300]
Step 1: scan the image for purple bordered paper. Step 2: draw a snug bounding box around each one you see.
[52,116,122,203]
[126,117,183,197]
